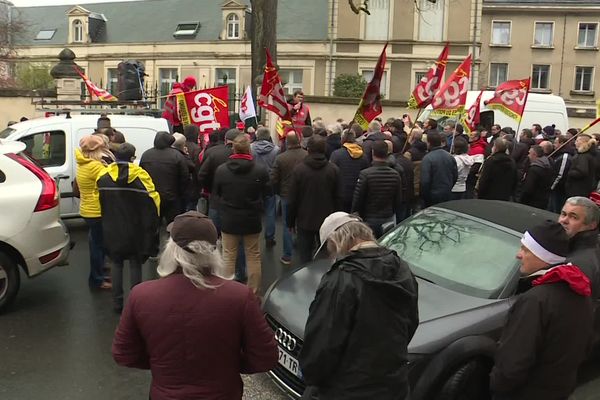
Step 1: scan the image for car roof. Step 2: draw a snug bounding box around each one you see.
[0,139,26,155]
[9,114,165,131]
[435,200,558,235]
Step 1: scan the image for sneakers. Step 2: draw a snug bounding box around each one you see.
[280,256,292,265]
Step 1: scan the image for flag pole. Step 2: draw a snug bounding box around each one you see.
[549,117,600,157]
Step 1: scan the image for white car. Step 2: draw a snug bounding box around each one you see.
[0,139,70,312]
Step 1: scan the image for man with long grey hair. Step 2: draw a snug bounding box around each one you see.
[299,212,419,400]
[112,211,278,400]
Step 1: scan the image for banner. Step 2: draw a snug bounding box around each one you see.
[353,43,388,130]
[462,90,483,135]
[74,67,117,102]
[239,85,257,122]
[258,49,292,120]
[408,43,449,109]
[431,54,472,116]
[484,78,530,122]
[176,86,230,139]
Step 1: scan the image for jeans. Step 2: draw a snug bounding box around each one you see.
[281,198,293,259]
[84,217,105,288]
[264,195,277,241]
[297,228,319,264]
[222,232,261,294]
[111,257,143,309]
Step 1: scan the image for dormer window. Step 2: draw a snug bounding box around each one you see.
[226,14,240,39]
[174,22,200,38]
[73,19,83,42]
[36,29,56,40]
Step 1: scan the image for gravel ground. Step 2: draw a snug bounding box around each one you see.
[243,374,290,400]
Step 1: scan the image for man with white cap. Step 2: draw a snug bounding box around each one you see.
[490,220,593,400]
[299,212,418,400]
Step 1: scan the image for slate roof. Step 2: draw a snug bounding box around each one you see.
[12,0,329,46]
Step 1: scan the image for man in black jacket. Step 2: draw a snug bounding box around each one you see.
[213,135,269,294]
[477,138,518,201]
[352,140,402,237]
[288,135,341,264]
[330,130,370,212]
[420,131,458,207]
[300,212,418,400]
[140,131,189,224]
[520,145,553,209]
[548,135,573,213]
[360,120,387,164]
[490,221,593,400]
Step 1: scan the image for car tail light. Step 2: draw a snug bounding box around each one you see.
[39,249,61,264]
[6,153,59,212]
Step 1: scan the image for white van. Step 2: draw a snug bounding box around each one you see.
[421,91,569,133]
[0,114,169,218]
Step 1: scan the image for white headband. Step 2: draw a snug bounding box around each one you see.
[521,231,566,265]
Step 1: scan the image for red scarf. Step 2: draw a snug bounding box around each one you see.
[229,154,253,161]
[532,264,592,297]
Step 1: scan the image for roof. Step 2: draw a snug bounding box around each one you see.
[436,200,557,235]
[12,0,329,46]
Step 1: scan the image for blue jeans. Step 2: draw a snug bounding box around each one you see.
[209,207,246,281]
[84,217,105,287]
[281,198,293,259]
[264,195,277,241]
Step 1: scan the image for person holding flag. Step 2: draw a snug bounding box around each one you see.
[162,75,197,134]
[288,90,312,131]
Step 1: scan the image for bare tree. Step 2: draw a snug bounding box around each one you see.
[0,5,27,88]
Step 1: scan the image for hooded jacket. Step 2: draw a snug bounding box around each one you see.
[251,140,279,173]
[330,143,370,211]
[490,264,593,400]
[139,132,189,203]
[270,146,307,199]
[96,162,160,261]
[300,246,419,400]
[287,153,341,231]
[520,156,553,209]
[75,148,106,218]
[566,139,598,198]
[477,152,518,201]
[213,156,269,235]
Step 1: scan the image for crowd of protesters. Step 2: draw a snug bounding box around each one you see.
[72,104,600,399]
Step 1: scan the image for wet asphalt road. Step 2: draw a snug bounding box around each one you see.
[2,218,600,399]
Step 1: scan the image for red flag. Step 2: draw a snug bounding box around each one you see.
[74,67,117,102]
[258,49,291,120]
[408,43,449,109]
[431,55,472,116]
[177,86,230,147]
[462,90,483,134]
[353,43,387,130]
[484,78,531,122]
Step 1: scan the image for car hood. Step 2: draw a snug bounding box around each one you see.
[263,259,508,352]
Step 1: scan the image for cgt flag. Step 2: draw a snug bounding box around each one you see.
[485,78,531,122]
[239,85,257,122]
[431,54,472,116]
[74,67,117,102]
[462,90,483,135]
[353,43,388,130]
[177,86,230,145]
[408,43,449,109]
[258,49,292,121]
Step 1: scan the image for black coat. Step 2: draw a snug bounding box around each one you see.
[300,246,419,400]
[329,144,370,212]
[420,147,458,206]
[197,143,233,204]
[510,142,530,178]
[325,133,342,159]
[213,156,269,235]
[139,132,189,203]
[185,139,202,203]
[477,152,518,201]
[287,153,341,232]
[406,141,427,162]
[392,154,415,203]
[490,269,593,400]
[352,161,402,221]
[520,157,553,209]
[566,147,598,198]
[550,148,572,194]
[361,131,387,164]
[567,230,600,298]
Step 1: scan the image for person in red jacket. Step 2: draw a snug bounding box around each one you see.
[162,76,197,133]
[112,211,278,400]
[468,129,488,156]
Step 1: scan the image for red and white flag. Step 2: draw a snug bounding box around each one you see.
[238,85,257,122]
[408,43,449,109]
[258,49,292,120]
[485,78,531,122]
[74,67,117,102]
[431,55,472,116]
[462,90,483,134]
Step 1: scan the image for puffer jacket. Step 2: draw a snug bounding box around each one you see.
[330,143,370,211]
[566,139,598,198]
[251,140,279,173]
[300,245,419,400]
[75,148,106,218]
[520,156,553,209]
[351,161,402,221]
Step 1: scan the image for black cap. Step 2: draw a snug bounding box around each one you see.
[167,211,218,248]
[521,220,569,264]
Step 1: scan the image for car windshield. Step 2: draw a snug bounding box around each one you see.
[0,127,15,139]
[379,208,520,299]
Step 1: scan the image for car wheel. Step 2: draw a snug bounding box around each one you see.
[0,252,20,312]
[434,358,491,400]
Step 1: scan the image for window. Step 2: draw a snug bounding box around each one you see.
[174,22,199,38]
[365,0,390,40]
[532,64,550,90]
[20,131,66,168]
[575,66,594,92]
[418,0,445,42]
[578,23,598,48]
[107,68,118,98]
[280,69,303,96]
[35,29,56,40]
[534,22,553,47]
[414,71,427,89]
[73,19,83,42]
[159,68,178,108]
[491,21,511,45]
[489,63,508,87]
[362,70,388,98]
[226,14,240,39]
[215,67,237,91]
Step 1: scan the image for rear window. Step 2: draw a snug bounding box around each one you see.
[0,127,15,139]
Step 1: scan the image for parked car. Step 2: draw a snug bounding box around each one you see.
[0,114,169,218]
[0,139,70,312]
[262,200,596,400]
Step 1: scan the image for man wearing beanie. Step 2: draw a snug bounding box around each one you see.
[490,220,593,400]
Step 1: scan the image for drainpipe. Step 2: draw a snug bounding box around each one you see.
[558,13,567,97]
[328,0,335,96]
[471,0,479,90]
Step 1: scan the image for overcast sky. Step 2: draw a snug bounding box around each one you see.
[11,0,138,7]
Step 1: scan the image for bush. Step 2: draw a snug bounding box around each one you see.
[333,73,367,98]
[16,63,54,90]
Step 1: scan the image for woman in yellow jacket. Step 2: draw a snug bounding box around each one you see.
[76,135,112,290]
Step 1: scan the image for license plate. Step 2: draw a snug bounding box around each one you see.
[278,346,302,379]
